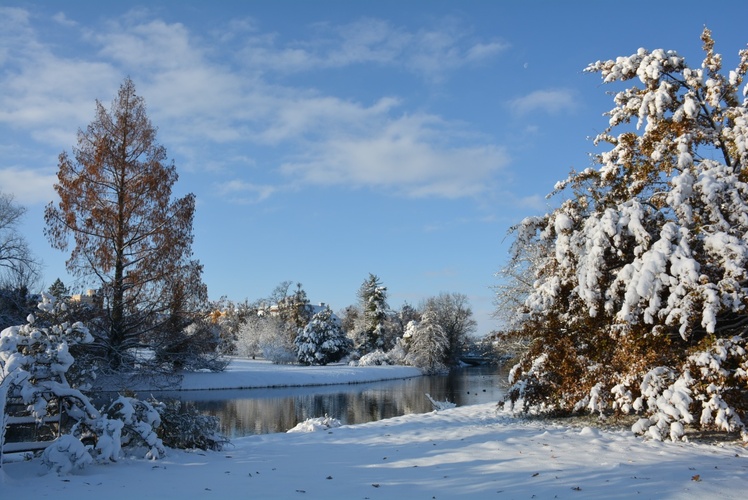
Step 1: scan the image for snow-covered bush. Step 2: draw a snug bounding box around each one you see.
[1,293,100,441]
[41,434,93,474]
[426,393,456,411]
[236,314,296,363]
[286,415,341,433]
[503,29,748,440]
[1,294,172,471]
[295,305,352,365]
[353,349,394,366]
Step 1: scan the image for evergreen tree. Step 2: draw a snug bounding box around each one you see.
[48,278,69,301]
[357,273,388,353]
[295,305,351,365]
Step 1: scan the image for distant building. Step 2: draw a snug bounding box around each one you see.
[69,289,98,306]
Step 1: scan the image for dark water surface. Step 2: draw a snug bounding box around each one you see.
[147,364,509,437]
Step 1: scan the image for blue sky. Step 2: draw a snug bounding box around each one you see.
[1,1,747,336]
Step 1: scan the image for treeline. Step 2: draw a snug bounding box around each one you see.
[209,275,485,372]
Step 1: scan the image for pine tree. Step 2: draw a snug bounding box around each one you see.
[47,278,69,301]
[295,305,351,365]
[358,274,388,354]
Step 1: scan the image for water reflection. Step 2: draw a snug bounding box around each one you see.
[146,365,509,437]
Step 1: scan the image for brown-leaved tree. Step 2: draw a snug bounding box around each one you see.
[502,29,748,441]
[45,77,204,369]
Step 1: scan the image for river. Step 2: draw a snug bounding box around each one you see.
[148,364,510,437]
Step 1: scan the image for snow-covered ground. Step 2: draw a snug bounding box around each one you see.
[91,357,424,392]
[2,359,747,499]
[180,358,424,391]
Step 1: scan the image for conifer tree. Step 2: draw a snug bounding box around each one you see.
[357,274,388,353]
[295,305,351,365]
[45,78,203,369]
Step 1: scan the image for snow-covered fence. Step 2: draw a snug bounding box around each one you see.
[1,391,64,456]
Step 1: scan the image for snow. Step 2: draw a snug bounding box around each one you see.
[3,360,747,499]
[177,358,423,391]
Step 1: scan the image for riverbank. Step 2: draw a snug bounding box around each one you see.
[181,358,424,390]
[92,358,424,392]
[2,359,747,498]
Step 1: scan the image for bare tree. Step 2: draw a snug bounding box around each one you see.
[0,191,40,289]
[0,192,40,330]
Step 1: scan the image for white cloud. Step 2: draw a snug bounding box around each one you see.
[91,18,204,71]
[466,41,508,62]
[0,8,510,202]
[508,89,578,116]
[0,167,57,205]
[516,194,549,212]
[214,179,277,204]
[259,95,401,145]
[280,113,509,199]
[52,12,77,27]
[236,16,507,79]
[0,9,119,147]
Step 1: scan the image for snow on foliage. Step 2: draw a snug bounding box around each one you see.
[294,305,351,365]
[41,434,93,474]
[404,310,449,374]
[1,294,167,472]
[353,349,395,366]
[503,28,748,440]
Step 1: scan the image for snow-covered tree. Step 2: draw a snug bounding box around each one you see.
[504,28,748,441]
[421,293,477,366]
[278,283,314,334]
[236,314,295,364]
[295,305,352,365]
[404,309,449,374]
[357,274,389,353]
[0,294,167,470]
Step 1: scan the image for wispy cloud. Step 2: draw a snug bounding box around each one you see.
[0,7,510,204]
[280,113,509,198]
[0,167,57,204]
[214,179,278,204]
[52,12,77,27]
[508,88,578,116]
[236,16,508,80]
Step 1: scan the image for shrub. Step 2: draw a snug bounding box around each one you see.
[155,399,228,451]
